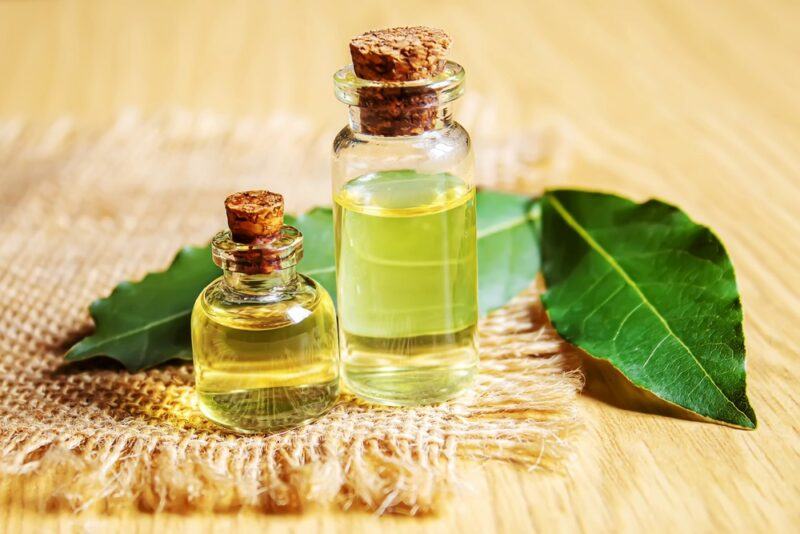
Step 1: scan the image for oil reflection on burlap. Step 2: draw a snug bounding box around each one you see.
[0,104,580,514]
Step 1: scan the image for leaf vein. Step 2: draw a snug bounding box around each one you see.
[612,302,643,342]
[477,211,536,239]
[643,334,670,369]
[580,282,625,330]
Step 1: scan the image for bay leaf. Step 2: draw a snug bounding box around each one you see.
[65,245,219,371]
[540,189,756,428]
[285,207,336,301]
[66,190,540,370]
[476,190,540,315]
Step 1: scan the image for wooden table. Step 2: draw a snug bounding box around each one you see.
[1,1,798,532]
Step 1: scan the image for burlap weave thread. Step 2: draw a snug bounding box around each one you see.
[0,105,580,514]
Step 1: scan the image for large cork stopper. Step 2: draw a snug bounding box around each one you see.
[349,27,452,136]
[350,27,451,82]
[225,190,284,243]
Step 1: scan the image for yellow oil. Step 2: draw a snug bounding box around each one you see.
[334,170,478,405]
[191,275,338,433]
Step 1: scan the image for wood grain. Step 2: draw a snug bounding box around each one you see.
[1,0,799,532]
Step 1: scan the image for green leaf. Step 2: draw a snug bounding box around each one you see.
[540,189,756,428]
[285,207,337,302]
[65,245,220,371]
[66,190,539,370]
[476,190,540,315]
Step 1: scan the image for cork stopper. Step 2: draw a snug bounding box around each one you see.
[225,190,284,243]
[350,27,451,82]
[348,27,452,136]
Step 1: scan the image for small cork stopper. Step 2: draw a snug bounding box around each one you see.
[349,27,452,136]
[225,190,284,243]
[350,27,451,82]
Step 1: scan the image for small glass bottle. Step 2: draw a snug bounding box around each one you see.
[332,27,478,405]
[191,191,339,433]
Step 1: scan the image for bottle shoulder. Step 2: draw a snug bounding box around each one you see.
[332,123,473,188]
[194,275,334,330]
[334,123,470,152]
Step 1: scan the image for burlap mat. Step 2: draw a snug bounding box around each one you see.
[0,104,581,514]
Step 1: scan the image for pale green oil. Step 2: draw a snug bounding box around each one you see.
[334,170,479,405]
[191,276,338,433]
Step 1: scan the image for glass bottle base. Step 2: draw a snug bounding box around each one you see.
[341,327,478,406]
[343,365,476,406]
[197,380,338,434]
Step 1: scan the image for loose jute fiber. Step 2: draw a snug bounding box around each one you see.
[0,104,581,514]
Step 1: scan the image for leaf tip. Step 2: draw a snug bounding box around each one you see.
[741,407,758,430]
[64,340,90,362]
[728,413,757,430]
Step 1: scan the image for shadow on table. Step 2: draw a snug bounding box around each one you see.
[577,352,709,424]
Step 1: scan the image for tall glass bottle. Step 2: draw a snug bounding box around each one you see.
[192,191,339,433]
[332,27,478,405]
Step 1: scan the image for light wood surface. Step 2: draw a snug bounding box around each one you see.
[1,0,799,532]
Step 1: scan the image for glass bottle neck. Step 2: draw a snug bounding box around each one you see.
[222,266,298,300]
[334,61,465,136]
[348,102,454,135]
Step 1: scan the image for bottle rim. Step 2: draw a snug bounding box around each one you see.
[333,60,465,106]
[211,227,303,273]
